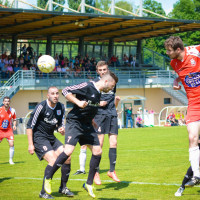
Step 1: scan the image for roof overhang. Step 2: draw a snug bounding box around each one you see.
[0,8,200,42]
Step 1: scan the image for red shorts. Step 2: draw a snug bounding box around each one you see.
[186,103,200,125]
[0,129,14,141]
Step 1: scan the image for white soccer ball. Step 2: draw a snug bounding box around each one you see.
[37,55,55,73]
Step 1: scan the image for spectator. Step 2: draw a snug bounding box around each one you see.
[136,116,143,128]
[26,44,33,57]
[125,107,133,128]
[30,56,37,65]
[21,44,27,56]
[7,64,14,77]
[149,108,155,114]
[1,64,9,78]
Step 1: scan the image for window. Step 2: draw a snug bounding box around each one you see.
[134,100,141,105]
[29,102,38,110]
[164,98,171,104]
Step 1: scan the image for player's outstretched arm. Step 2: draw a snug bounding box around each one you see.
[27,128,35,155]
[65,93,88,108]
[173,77,181,90]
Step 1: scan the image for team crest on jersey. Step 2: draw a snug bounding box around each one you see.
[57,110,61,115]
[185,72,200,87]
[190,58,196,66]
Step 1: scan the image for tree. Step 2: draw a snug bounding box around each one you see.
[169,0,196,20]
[0,0,10,7]
[143,0,166,18]
[37,0,65,11]
[115,1,133,16]
[68,0,95,13]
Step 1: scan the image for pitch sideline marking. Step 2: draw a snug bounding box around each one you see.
[0,176,196,187]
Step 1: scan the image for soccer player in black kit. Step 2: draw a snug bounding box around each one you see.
[74,61,121,185]
[44,71,118,198]
[27,86,73,199]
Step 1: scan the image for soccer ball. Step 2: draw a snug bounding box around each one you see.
[37,55,55,73]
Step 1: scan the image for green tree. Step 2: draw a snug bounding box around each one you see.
[115,1,133,16]
[143,0,166,18]
[68,0,95,13]
[169,0,196,20]
[37,0,65,11]
[0,0,10,7]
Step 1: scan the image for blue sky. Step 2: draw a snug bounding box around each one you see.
[8,0,178,15]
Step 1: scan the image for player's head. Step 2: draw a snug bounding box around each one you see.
[164,36,184,59]
[101,70,118,93]
[96,61,109,77]
[3,96,10,108]
[47,86,59,105]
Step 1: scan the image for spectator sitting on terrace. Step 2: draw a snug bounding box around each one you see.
[19,56,24,67]
[116,56,120,67]
[30,56,37,65]
[56,65,62,73]
[30,64,37,71]
[3,57,9,65]
[8,55,14,65]
[1,64,9,78]
[13,64,20,73]
[110,55,117,67]
[123,54,129,66]
[22,64,28,70]
[55,56,59,67]
[7,64,14,77]
[102,54,108,62]
[14,57,20,66]
[59,52,64,66]
[0,58,5,71]
[2,51,7,59]
[75,64,82,78]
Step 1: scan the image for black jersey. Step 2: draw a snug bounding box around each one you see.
[62,81,101,121]
[94,77,117,116]
[27,100,65,139]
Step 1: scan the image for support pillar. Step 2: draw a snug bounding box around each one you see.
[78,37,84,57]
[108,38,114,60]
[11,35,18,57]
[136,39,142,67]
[46,36,52,55]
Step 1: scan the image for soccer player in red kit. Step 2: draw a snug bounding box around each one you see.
[165,36,200,187]
[0,96,17,164]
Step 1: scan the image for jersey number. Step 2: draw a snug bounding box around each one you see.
[67,136,72,143]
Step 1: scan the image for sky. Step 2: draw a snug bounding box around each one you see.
[8,0,178,15]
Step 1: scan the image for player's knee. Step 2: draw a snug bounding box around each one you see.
[189,133,198,144]
[93,148,102,156]
[65,155,71,164]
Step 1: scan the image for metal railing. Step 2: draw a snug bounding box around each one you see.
[0,69,182,104]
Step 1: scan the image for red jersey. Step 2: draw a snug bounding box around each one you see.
[0,106,16,130]
[171,45,200,124]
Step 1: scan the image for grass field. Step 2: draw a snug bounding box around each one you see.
[0,126,200,200]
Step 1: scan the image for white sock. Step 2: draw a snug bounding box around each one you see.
[189,146,200,177]
[79,149,87,172]
[9,146,14,161]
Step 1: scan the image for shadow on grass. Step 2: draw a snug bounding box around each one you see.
[99,169,110,174]
[52,191,79,197]
[99,198,137,200]
[0,177,12,183]
[97,181,129,191]
[0,161,25,165]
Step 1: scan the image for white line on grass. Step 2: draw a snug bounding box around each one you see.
[2,177,198,187]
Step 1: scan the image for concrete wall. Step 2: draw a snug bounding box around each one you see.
[11,88,184,119]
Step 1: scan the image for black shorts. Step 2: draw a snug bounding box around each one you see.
[65,118,100,146]
[33,134,63,160]
[94,115,118,135]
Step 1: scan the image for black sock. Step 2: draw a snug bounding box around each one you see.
[181,166,193,188]
[46,152,69,179]
[60,163,71,189]
[86,155,101,185]
[109,148,116,172]
[41,165,52,194]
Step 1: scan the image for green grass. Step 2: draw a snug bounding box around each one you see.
[0,126,200,200]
